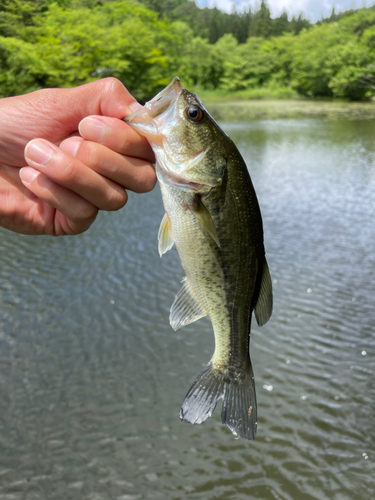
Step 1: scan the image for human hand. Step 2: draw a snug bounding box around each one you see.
[0,78,156,236]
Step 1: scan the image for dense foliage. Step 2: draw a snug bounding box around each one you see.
[1,0,375,100]
[140,0,310,43]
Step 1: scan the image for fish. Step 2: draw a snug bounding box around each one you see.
[124,77,272,440]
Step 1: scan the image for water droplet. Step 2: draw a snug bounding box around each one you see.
[352,297,356,302]
[110,299,115,305]
[307,288,312,293]
[263,384,273,392]
[362,452,368,460]
[273,279,278,284]
[297,314,302,319]
[300,395,307,400]
[286,359,291,365]
[231,429,239,438]
[362,350,367,356]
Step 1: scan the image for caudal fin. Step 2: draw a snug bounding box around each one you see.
[179,361,257,440]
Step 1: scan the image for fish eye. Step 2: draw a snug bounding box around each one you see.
[186,105,204,123]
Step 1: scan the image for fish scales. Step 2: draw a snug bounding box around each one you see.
[124,77,273,440]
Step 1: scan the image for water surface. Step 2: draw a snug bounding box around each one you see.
[0,118,374,500]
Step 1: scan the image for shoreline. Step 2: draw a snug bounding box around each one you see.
[204,99,375,121]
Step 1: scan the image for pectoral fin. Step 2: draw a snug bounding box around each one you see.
[188,197,220,247]
[158,213,174,257]
[170,277,207,330]
[254,258,273,327]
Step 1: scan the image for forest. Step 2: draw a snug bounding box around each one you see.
[1,0,375,101]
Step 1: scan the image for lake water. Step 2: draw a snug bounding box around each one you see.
[0,118,374,500]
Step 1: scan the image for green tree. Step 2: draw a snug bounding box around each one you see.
[0,0,42,36]
[249,0,272,38]
[288,23,338,96]
[208,7,227,43]
[140,0,186,17]
[271,11,289,37]
[171,1,210,39]
[220,36,277,91]
[0,1,190,99]
[288,14,310,34]
[287,10,375,99]
[0,36,49,96]
[234,7,252,43]
[2,0,375,101]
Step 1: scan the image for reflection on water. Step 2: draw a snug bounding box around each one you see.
[1,118,374,500]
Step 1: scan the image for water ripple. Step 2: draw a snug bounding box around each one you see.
[1,119,375,499]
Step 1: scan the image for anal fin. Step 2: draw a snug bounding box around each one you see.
[170,277,207,330]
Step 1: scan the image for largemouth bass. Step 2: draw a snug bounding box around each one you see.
[124,77,272,440]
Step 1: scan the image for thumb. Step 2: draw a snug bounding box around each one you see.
[1,78,142,166]
[67,77,141,122]
[17,78,141,143]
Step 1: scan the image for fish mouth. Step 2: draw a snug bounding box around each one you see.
[146,77,183,118]
[123,77,183,144]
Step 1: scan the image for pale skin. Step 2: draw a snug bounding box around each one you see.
[0,78,156,236]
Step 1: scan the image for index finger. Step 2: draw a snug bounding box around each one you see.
[78,116,155,163]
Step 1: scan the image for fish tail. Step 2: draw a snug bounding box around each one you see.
[179,360,257,440]
[221,362,257,440]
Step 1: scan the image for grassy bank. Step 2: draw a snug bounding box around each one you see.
[202,98,375,121]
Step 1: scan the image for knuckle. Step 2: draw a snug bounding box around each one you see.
[132,168,157,194]
[59,157,79,183]
[74,204,98,224]
[120,131,130,151]
[104,188,128,211]
[78,141,101,168]
[143,172,157,193]
[102,77,125,95]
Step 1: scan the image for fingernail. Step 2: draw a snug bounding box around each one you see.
[20,167,40,184]
[26,141,53,165]
[79,117,105,141]
[129,101,142,112]
[60,137,81,157]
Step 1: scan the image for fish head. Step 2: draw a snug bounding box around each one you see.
[124,77,228,190]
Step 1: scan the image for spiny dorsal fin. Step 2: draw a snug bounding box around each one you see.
[254,258,273,327]
[188,196,220,247]
[158,213,174,257]
[170,277,207,330]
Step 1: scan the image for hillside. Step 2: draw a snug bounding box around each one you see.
[1,0,375,100]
